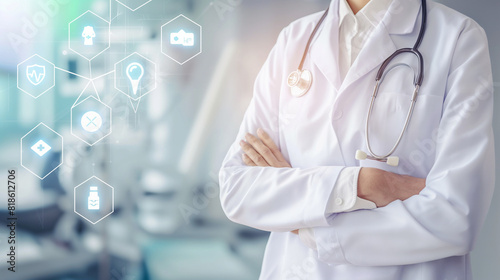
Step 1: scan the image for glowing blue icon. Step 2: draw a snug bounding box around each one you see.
[170,30,194,47]
[88,186,100,210]
[31,140,51,157]
[81,111,103,133]
[126,62,144,96]
[82,26,95,46]
[26,64,46,85]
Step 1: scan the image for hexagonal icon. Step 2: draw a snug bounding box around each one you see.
[21,123,63,180]
[116,0,152,11]
[114,52,156,101]
[74,176,114,225]
[71,96,112,146]
[161,14,202,65]
[69,11,110,61]
[17,54,55,99]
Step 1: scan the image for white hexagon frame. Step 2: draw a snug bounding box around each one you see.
[68,10,111,61]
[116,0,152,11]
[20,123,63,180]
[71,96,112,146]
[161,14,202,65]
[74,176,114,225]
[114,52,157,101]
[17,54,55,99]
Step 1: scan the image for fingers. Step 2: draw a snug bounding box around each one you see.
[240,129,292,168]
[244,133,280,166]
[257,128,288,163]
[240,140,270,167]
[242,154,256,166]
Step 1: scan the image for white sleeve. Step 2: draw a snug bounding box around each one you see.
[219,28,348,232]
[299,167,376,250]
[312,20,495,266]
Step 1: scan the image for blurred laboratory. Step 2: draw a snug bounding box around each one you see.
[0,0,499,279]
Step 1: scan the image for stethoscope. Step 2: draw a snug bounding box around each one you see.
[287,0,427,167]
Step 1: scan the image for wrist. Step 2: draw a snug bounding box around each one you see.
[358,167,396,207]
[358,168,425,207]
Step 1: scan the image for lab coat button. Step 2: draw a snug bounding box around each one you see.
[335,198,343,205]
[333,110,343,120]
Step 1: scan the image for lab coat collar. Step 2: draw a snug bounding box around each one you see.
[339,0,393,29]
[339,0,422,92]
[311,0,422,92]
[338,0,353,28]
[382,0,423,35]
[339,0,421,35]
[360,0,394,28]
[310,1,342,91]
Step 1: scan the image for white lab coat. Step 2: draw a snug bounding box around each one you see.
[219,0,495,279]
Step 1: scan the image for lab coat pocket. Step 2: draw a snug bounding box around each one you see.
[396,93,445,176]
[362,90,444,175]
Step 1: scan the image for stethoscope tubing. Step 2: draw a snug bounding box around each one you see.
[365,82,420,160]
[298,8,330,71]
[289,0,428,165]
[365,0,427,160]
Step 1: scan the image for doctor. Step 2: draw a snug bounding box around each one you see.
[219,0,494,279]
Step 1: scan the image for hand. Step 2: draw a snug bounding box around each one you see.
[357,167,426,207]
[240,128,291,168]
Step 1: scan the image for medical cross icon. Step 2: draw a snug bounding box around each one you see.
[31,140,52,157]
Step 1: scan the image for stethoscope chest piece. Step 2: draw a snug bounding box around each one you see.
[288,69,312,98]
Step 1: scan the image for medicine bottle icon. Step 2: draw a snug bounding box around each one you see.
[88,186,100,210]
[82,26,96,46]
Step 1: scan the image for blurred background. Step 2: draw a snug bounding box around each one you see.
[0,0,498,279]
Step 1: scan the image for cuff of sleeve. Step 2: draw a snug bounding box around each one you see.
[298,228,317,250]
[327,167,377,213]
[349,196,377,212]
[304,166,346,227]
[313,223,349,265]
[326,167,361,213]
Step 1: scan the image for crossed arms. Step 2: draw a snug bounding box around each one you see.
[240,128,426,210]
[218,21,494,266]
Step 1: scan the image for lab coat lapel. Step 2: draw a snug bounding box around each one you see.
[339,25,396,93]
[310,0,342,91]
[338,0,422,93]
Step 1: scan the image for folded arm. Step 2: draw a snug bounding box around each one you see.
[219,29,359,232]
[310,20,495,266]
[219,28,424,233]
[237,129,425,227]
